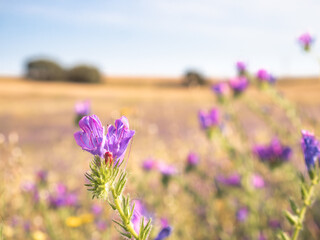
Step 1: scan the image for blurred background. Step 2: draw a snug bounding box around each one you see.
[1,1,320,240]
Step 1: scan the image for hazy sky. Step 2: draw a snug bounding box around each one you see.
[1,0,320,77]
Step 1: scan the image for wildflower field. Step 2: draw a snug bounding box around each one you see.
[1,72,320,240]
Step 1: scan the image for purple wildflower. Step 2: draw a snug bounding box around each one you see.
[251,174,265,189]
[236,61,247,75]
[91,204,103,216]
[74,115,106,158]
[298,32,314,51]
[36,170,48,184]
[268,219,281,229]
[237,207,249,222]
[75,100,91,116]
[158,163,177,176]
[105,116,135,165]
[154,226,172,240]
[21,182,39,203]
[253,138,292,167]
[229,76,249,94]
[142,158,156,171]
[301,130,320,170]
[95,220,107,231]
[216,173,241,187]
[48,183,78,208]
[256,69,276,84]
[187,152,199,166]
[211,82,230,98]
[131,200,148,234]
[74,115,135,164]
[198,108,219,130]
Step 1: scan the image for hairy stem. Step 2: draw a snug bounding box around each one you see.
[110,187,139,240]
[291,180,316,240]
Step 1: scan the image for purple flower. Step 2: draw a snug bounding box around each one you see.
[131,200,148,234]
[236,61,247,74]
[298,32,314,51]
[253,138,292,167]
[48,183,78,208]
[74,115,135,164]
[105,116,135,164]
[75,100,91,116]
[211,82,230,97]
[154,226,172,240]
[268,219,281,229]
[251,174,265,189]
[256,69,276,84]
[198,108,219,130]
[237,207,249,222]
[301,130,320,170]
[216,173,241,187]
[142,158,156,171]
[95,220,107,231]
[229,76,249,94]
[74,115,106,158]
[158,163,177,176]
[91,204,103,216]
[21,182,39,203]
[187,152,200,166]
[36,170,48,184]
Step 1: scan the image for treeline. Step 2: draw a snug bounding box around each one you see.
[25,58,101,83]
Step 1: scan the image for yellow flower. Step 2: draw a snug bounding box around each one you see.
[79,213,94,224]
[32,230,46,240]
[65,216,83,228]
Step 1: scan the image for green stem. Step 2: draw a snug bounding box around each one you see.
[291,180,316,240]
[110,187,139,240]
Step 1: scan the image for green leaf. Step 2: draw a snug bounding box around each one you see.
[108,201,117,210]
[112,219,127,231]
[277,231,291,240]
[284,210,299,226]
[289,198,299,215]
[300,184,308,201]
[119,231,132,239]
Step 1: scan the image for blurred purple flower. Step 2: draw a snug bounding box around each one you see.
[131,200,148,234]
[91,204,103,216]
[36,170,48,184]
[216,174,241,187]
[229,76,249,94]
[301,130,320,170]
[187,152,200,166]
[256,69,276,84]
[154,226,172,240]
[269,219,281,229]
[74,115,135,164]
[298,32,314,51]
[237,207,249,222]
[75,100,91,116]
[95,220,107,231]
[160,218,169,228]
[23,221,31,233]
[48,183,78,208]
[253,138,291,167]
[211,82,230,97]
[258,233,267,240]
[236,61,247,74]
[251,174,265,189]
[74,115,106,158]
[21,182,39,203]
[142,158,156,171]
[198,108,219,130]
[158,163,177,176]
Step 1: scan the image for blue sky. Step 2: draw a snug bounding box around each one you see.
[1,0,320,77]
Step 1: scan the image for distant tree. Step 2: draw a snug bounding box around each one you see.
[26,59,65,81]
[67,65,101,83]
[182,70,207,86]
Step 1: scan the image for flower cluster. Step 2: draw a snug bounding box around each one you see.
[298,32,314,51]
[301,130,320,170]
[229,76,249,95]
[48,183,79,208]
[256,69,276,84]
[198,108,220,130]
[253,138,292,167]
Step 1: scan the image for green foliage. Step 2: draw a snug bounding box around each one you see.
[26,59,65,81]
[67,65,101,83]
[182,70,207,87]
